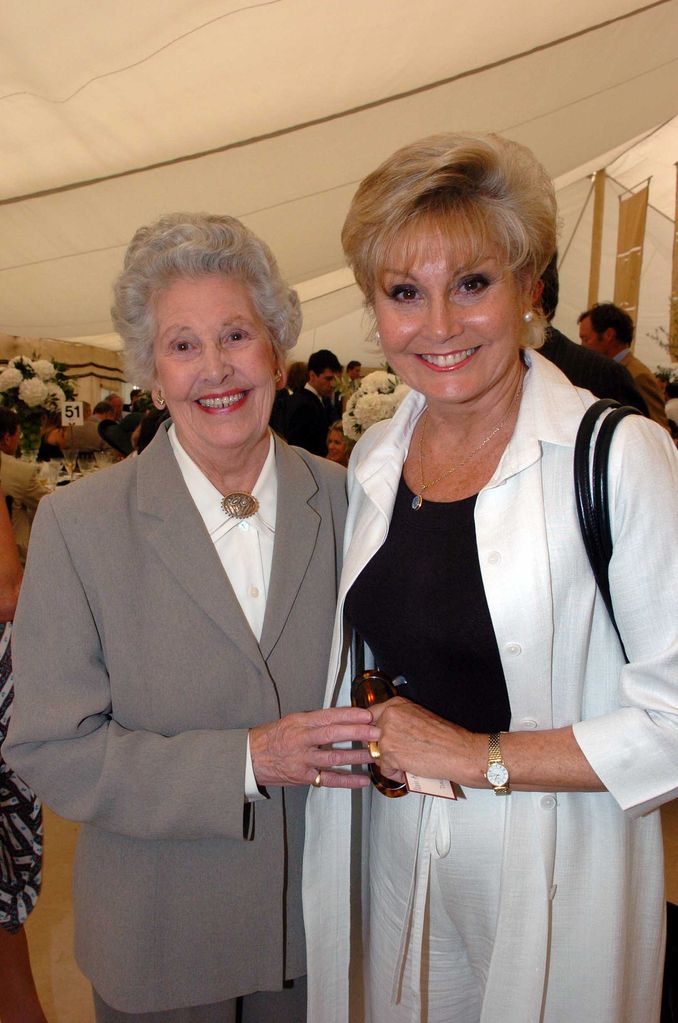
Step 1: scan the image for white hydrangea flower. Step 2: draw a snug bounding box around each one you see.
[353,393,387,431]
[342,373,409,439]
[0,367,23,391]
[19,377,49,407]
[33,359,57,381]
[377,393,399,419]
[359,371,392,395]
[46,383,66,405]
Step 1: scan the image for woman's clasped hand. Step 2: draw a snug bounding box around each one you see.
[250,705,378,788]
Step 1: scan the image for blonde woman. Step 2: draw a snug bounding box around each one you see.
[305,134,678,1023]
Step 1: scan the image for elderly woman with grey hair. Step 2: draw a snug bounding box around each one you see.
[5,213,378,1023]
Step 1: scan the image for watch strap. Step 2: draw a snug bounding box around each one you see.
[486,731,510,794]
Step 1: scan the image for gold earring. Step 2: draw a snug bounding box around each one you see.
[155,391,166,408]
[274,369,282,383]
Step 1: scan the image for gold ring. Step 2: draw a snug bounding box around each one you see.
[368,740,381,759]
[312,772,322,788]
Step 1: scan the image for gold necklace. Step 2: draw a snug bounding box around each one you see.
[411,375,524,511]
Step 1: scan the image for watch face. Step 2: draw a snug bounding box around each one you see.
[486,763,509,787]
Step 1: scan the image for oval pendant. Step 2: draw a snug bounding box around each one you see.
[221,492,259,519]
[411,494,423,511]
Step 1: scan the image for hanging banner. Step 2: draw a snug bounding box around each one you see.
[670,164,678,360]
[613,183,649,336]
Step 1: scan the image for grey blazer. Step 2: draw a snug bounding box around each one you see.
[5,425,347,1014]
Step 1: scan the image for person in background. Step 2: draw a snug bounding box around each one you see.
[285,349,342,455]
[270,361,308,438]
[324,360,344,425]
[132,406,170,455]
[103,393,124,421]
[126,386,142,413]
[37,412,66,461]
[5,212,377,1023]
[68,400,116,453]
[0,487,46,1023]
[286,360,308,394]
[96,412,142,458]
[346,360,363,392]
[536,255,648,414]
[577,302,669,429]
[0,409,49,565]
[305,132,678,1023]
[326,420,354,468]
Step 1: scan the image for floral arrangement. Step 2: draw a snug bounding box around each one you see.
[342,370,410,441]
[0,355,77,452]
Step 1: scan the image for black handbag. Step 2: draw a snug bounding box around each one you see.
[574,398,676,1023]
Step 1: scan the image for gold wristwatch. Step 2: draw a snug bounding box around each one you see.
[485,732,510,795]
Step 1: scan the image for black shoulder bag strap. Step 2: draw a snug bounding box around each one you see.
[573,398,642,662]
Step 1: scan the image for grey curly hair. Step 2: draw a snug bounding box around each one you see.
[111,213,302,386]
[341,132,558,348]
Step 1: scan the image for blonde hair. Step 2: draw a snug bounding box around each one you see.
[341,133,557,347]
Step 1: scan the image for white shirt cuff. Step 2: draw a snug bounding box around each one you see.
[245,732,268,801]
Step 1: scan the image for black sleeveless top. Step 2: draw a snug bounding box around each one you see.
[344,475,511,733]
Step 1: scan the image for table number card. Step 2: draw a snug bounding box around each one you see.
[61,401,84,426]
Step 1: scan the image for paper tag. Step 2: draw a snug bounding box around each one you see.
[405,773,457,799]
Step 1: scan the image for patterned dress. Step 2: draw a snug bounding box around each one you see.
[0,621,42,932]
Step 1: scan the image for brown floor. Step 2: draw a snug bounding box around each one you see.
[25,809,94,1022]
[22,800,678,1023]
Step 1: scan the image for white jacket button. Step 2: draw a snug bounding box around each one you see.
[540,795,557,810]
[505,642,522,655]
[488,550,501,565]
[521,717,538,729]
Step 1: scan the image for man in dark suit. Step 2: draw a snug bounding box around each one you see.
[577,301,668,428]
[285,349,342,456]
[535,256,648,415]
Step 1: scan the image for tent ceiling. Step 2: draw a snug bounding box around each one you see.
[1,0,677,347]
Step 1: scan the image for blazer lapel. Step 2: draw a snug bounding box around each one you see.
[136,427,264,668]
[259,439,322,660]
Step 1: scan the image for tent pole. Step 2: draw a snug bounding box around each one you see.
[587,169,606,308]
[671,164,678,361]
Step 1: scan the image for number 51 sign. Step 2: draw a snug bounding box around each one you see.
[61,401,84,426]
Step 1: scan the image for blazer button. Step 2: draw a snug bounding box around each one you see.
[487,550,501,565]
[505,642,522,655]
[540,795,557,810]
[521,717,538,729]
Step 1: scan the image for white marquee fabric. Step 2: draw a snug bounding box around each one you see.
[1,0,677,376]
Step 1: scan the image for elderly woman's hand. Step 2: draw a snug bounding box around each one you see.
[369,697,486,788]
[249,707,380,789]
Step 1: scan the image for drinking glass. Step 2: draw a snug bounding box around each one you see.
[62,447,78,482]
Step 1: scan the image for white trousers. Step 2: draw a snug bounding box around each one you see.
[367,787,505,1023]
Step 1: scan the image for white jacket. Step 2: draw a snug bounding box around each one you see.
[304,351,678,1023]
